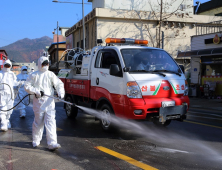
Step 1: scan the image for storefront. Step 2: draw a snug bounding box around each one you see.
[178,33,222,96]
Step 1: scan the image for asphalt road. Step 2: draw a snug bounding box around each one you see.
[0,101,222,170]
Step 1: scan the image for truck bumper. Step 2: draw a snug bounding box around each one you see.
[123,96,189,120]
[159,105,187,123]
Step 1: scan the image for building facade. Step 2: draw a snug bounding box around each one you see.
[48,42,66,73]
[178,32,222,96]
[88,0,193,15]
[48,27,70,74]
[65,7,222,64]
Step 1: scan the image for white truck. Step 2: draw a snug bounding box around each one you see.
[58,38,189,131]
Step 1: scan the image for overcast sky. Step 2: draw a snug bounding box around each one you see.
[0,0,211,47]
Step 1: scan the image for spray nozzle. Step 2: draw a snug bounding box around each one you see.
[40,91,44,97]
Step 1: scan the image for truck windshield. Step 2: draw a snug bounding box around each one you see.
[121,49,181,74]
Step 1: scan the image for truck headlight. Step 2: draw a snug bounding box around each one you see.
[184,80,189,96]
[126,82,142,98]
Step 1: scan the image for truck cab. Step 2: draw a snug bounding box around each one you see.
[58,38,189,130]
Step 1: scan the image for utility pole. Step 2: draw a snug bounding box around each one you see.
[158,0,163,48]
[82,0,85,51]
[162,31,164,49]
[56,21,59,74]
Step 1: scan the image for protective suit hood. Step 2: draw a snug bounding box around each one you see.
[21,66,27,71]
[38,56,49,72]
[4,59,12,67]
[20,66,27,74]
[3,59,12,72]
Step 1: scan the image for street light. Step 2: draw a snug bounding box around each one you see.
[53,21,59,74]
[52,0,91,51]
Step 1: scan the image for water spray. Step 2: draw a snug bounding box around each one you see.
[43,93,77,107]
[42,93,222,165]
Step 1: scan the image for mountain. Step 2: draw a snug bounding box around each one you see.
[0,36,53,63]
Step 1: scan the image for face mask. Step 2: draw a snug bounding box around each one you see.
[2,67,10,72]
[42,66,49,72]
[22,71,27,74]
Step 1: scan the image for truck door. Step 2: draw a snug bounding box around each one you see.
[91,49,124,114]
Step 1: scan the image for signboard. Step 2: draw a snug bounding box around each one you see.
[213,34,220,44]
[205,34,222,44]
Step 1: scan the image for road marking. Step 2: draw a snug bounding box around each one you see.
[184,120,222,129]
[96,146,158,170]
[56,127,63,131]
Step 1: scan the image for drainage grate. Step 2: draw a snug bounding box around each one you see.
[113,141,156,151]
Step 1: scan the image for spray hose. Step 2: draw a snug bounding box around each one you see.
[0,94,33,112]
[15,80,31,106]
[0,89,77,112]
[0,81,31,112]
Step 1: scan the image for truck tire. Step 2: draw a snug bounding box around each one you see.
[100,104,115,131]
[153,118,171,127]
[65,96,78,119]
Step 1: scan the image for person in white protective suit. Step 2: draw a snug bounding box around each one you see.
[14,66,29,118]
[30,67,35,74]
[24,56,65,150]
[0,60,18,131]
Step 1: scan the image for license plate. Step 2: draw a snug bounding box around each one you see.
[162,101,175,108]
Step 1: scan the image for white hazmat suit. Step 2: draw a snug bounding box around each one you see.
[29,67,35,74]
[0,60,18,131]
[24,56,64,150]
[14,66,29,118]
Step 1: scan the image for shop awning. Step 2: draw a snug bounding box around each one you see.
[177,47,222,58]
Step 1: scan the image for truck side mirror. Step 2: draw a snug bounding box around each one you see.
[110,64,121,76]
[179,65,184,73]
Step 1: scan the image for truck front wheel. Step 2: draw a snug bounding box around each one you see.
[65,96,78,119]
[100,104,114,131]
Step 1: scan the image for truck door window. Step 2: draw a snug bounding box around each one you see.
[95,49,122,72]
[95,51,102,68]
[100,52,118,69]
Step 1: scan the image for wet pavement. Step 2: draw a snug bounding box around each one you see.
[189,97,222,111]
[0,98,222,170]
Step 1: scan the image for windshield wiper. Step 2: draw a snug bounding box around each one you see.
[154,70,181,76]
[130,70,148,72]
[130,70,166,77]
